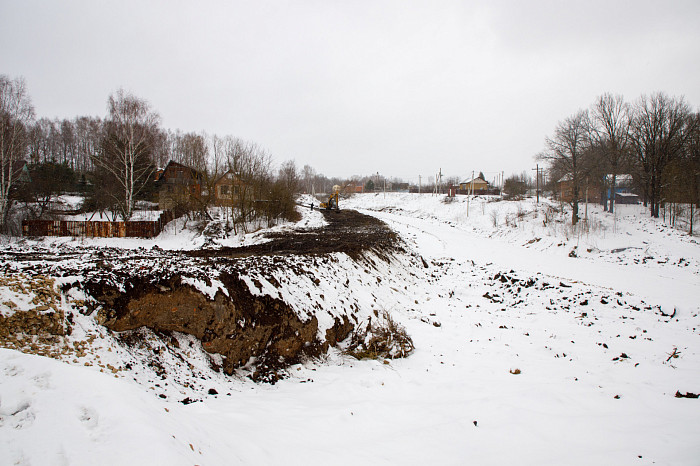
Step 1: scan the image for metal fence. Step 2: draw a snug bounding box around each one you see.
[22,210,175,238]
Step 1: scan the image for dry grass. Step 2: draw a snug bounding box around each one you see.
[344,310,414,360]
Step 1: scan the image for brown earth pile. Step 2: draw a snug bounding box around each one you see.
[2,209,399,380]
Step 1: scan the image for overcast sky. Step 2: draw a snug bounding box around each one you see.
[2,0,699,183]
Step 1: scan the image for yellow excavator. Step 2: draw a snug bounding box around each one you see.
[320,185,341,211]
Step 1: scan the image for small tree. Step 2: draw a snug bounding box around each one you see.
[225,138,273,233]
[16,161,76,218]
[503,174,527,198]
[278,160,300,194]
[540,110,590,225]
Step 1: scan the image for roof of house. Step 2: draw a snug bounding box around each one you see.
[461,176,488,185]
[605,174,633,183]
[557,174,573,183]
[157,160,203,182]
[213,169,241,185]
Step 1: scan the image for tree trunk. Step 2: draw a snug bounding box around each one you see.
[600,184,607,210]
[609,173,617,214]
[650,174,658,218]
[572,182,580,225]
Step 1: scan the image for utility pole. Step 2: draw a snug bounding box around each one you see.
[467,170,474,217]
[532,165,544,203]
[501,170,504,198]
[418,175,421,194]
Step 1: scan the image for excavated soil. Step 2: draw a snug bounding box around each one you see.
[190,209,398,259]
[2,209,399,380]
[86,271,328,379]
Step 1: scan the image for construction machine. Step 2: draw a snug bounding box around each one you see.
[320,185,341,211]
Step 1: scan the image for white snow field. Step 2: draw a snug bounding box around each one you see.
[2,193,699,465]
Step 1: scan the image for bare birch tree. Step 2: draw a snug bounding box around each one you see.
[94,89,160,220]
[302,164,316,194]
[0,75,35,230]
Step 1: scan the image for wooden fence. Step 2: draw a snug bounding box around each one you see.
[22,210,175,238]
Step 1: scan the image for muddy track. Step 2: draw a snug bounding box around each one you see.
[189,209,398,259]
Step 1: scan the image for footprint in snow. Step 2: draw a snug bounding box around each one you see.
[0,400,36,429]
[3,364,24,377]
[32,371,52,389]
[79,406,99,430]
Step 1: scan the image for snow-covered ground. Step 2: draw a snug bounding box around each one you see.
[1,193,699,465]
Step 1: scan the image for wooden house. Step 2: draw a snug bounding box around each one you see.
[213,170,246,206]
[556,175,601,203]
[156,161,203,210]
[459,176,489,193]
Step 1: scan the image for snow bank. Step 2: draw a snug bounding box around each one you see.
[2,192,699,465]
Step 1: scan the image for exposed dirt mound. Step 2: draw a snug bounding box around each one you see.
[189,209,398,259]
[2,209,401,381]
[85,272,350,380]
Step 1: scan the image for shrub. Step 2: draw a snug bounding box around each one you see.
[344,310,414,360]
[490,210,499,227]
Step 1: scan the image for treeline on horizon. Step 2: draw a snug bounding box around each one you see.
[538,92,699,230]
[2,74,699,235]
[1,74,360,234]
[0,74,494,236]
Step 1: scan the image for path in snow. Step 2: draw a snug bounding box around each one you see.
[364,208,700,312]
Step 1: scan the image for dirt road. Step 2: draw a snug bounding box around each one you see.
[189,208,398,259]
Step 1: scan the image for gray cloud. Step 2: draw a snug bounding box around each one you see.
[2,0,698,182]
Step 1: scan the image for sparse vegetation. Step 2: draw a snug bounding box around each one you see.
[344,310,414,360]
[490,210,499,227]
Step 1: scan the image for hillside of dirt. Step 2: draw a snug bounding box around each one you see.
[1,209,407,381]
